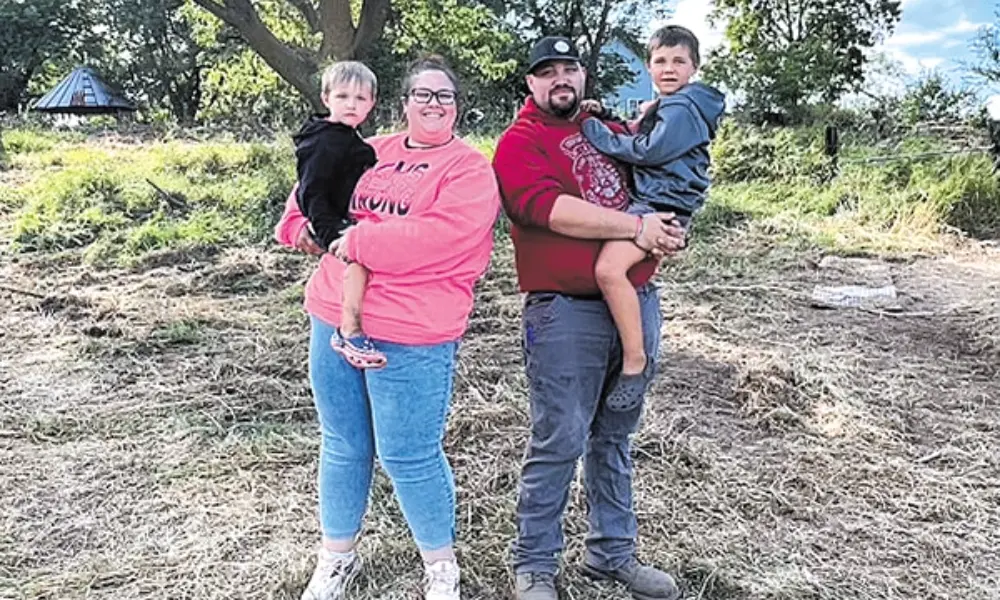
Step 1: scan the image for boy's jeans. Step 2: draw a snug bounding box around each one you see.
[309,316,458,551]
[512,284,662,574]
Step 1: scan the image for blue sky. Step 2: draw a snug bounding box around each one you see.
[653,0,997,103]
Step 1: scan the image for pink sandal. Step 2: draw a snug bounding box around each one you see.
[331,331,387,370]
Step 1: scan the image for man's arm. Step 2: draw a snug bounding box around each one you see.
[493,126,684,252]
[549,194,685,253]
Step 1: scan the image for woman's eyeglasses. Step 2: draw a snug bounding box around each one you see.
[408,88,457,105]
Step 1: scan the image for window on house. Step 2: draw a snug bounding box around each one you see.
[627,98,642,118]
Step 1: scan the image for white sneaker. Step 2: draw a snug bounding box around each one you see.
[300,548,361,600]
[423,559,461,600]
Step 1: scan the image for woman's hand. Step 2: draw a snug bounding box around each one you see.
[328,230,354,263]
[295,225,326,256]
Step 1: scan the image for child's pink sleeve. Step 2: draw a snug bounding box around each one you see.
[274,184,308,248]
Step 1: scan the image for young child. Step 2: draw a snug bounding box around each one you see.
[581,25,725,411]
[293,61,385,369]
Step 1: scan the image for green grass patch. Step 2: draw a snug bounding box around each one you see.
[6,132,294,265]
[3,128,86,155]
[4,123,997,265]
[152,319,206,345]
[703,123,1000,251]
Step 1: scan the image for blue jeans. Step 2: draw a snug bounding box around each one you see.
[308,316,458,551]
[513,284,662,574]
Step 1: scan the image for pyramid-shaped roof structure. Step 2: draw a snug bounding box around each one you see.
[32,67,136,115]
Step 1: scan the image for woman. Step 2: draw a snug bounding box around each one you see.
[275,56,500,600]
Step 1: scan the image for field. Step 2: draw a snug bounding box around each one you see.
[1,127,999,600]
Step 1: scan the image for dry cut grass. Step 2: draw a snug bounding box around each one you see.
[2,229,999,600]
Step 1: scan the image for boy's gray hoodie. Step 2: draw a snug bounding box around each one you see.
[582,82,725,215]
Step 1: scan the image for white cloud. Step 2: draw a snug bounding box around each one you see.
[886,15,987,47]
[920,57,945,70]
[987,95,1000,119]
[885,48,948,75]
[948,18,988,34]
[887,30,946,46]
[879,13,986,75]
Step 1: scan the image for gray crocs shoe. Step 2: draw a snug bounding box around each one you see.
[605,372,648,412]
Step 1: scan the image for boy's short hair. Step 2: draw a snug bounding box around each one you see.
[321,61,377,98]
[648,25,700,68]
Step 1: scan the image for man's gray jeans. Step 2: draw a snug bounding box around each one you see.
[513,284,662,575]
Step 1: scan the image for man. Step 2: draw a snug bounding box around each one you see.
[492,36,686,600]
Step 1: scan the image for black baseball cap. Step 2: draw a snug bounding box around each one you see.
[527,36,581,73]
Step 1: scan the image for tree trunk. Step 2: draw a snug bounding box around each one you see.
[0,72,30,113]
[189,0,390,111]
[577,0,614,97]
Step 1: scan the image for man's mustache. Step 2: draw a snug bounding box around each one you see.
[550,85,576,95]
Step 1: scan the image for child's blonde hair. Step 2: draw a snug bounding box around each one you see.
[321,61,378,98]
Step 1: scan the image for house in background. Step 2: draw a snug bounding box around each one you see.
[600,39,653,119]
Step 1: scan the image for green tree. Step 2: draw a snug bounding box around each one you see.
[99,0,206,123]
[184,1,310,127]
[482,0,669,96]
[186,0,524,119]
[0,0,102,111]
[705,0,902,123]
[188,0,391,110]
[378,0,517,126]
[972,7,1000,86]
[900,72,977,125]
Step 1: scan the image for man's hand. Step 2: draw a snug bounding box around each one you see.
[634,213,685,257]
[295,225,325,256]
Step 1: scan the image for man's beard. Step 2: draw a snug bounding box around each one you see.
[548,86,579,118]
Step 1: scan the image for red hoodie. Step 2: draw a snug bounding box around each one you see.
[493,98,657,295]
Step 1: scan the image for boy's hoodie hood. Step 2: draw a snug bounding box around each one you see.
[292,115,357,144]
[667,82,726,136]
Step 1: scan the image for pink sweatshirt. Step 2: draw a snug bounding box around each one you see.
[275,133,500,345]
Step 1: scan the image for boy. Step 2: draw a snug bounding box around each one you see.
[293,61,385,369]
[582,25,725,410]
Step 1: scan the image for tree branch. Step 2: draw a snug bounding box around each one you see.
[318,0,354,59]
[287,0,321,33]
[188,0,231,24]
[574,0,593,47]
[190,0,322,107]
[352,0,391,58]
